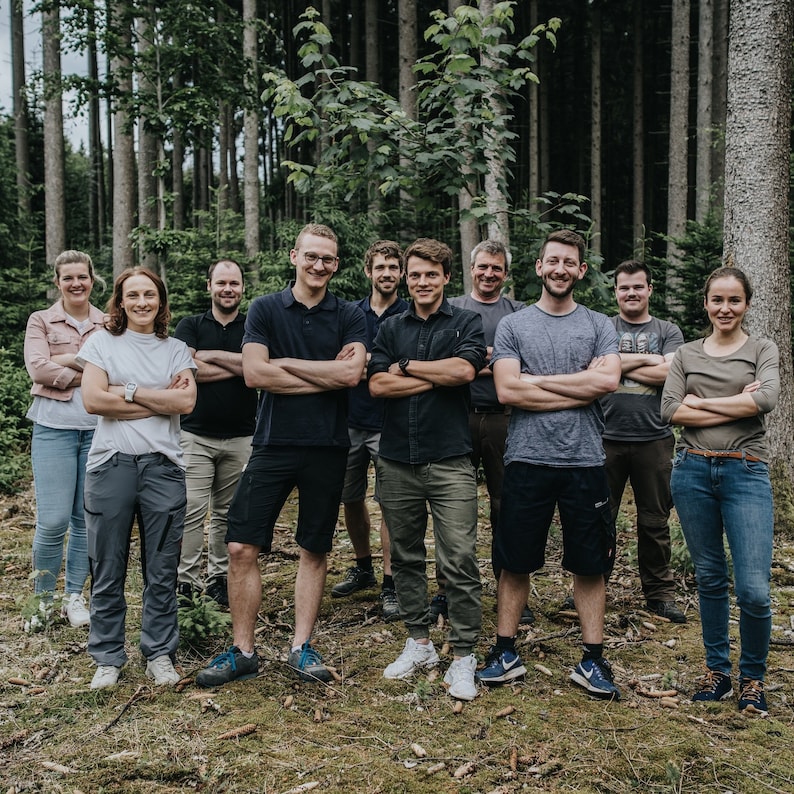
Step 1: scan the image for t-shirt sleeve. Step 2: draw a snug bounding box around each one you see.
[661,322,685,356]
[74,331,107,371]
[594,313,620,358]
[174,316,198,349]
[750,338,780,415]
[242,296,271,348]
[491,315,520,365]
[660,347,687,423]
[341,303,368,347]
[171,338,198,376]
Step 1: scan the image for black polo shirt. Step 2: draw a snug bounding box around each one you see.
[174,310,257,438]
[348,294,409,432]
[244,284,367,447]
[369,299,486,464]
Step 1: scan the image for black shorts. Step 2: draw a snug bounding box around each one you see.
[226,445,347,554]
[495,462,615,576]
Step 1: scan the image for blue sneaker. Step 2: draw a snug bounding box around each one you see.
[288,642,333,683]
[476,646,527,686]
[570,657,621,700]
[196,646,258,687]
[692,669,733,702]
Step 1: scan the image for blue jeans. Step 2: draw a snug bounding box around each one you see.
[671,450,773,680]
[31,424,93,594]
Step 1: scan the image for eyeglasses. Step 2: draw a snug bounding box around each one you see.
[302,251,338,267]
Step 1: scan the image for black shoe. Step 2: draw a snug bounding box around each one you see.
[177,581,200,604]
[519,604,535,625]
[647,599,687,624]
[380,588,401,622]
[196,646,259,687]
[429,593,448,620]
[331,566,377,598]
[692,669,733,702]
[737,677,768,717]
[206,577,229,607]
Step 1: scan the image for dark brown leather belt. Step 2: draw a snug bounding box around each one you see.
[686,448,762,463]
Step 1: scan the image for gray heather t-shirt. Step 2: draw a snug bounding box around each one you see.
[448,293,525,406]
[492,303,619,467]
[601,315,684,442]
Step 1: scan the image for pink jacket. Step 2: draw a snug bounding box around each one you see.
[24,301,106,402]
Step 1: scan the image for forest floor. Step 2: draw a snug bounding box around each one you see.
[1,479,794,794]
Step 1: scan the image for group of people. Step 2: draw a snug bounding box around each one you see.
[24,225,779,716]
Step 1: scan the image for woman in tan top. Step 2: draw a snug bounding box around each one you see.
[661,267,779,717]
[23,251,105,627]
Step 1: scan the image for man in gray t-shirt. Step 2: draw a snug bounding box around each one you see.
[600,261,686,624]
[478,229,623,702]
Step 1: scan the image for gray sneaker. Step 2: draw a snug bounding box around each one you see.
[287,642,333,683]
[196,646,259,687]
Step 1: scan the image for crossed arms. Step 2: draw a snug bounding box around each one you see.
[494,354,621,411]
[242,341,367,394]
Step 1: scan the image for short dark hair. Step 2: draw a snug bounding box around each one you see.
[613,259,653,285]
[470,240,512,271]
[537,229,586,263]
[403,238,453,277]
[106,267,170,339]
[207,259,244,282]
[364,240,403,272]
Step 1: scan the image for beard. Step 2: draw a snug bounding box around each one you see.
[213,296,241,315]
[541,273,577,300]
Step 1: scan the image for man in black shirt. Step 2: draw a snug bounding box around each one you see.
[369,238,486,701]
[174,260,257,607]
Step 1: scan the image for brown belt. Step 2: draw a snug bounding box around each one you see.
[686,448,762,463]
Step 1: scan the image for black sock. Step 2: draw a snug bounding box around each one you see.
[355,555,373,572]
[582,642,603,662]
[495,634,516,653]
[382,575,394,590]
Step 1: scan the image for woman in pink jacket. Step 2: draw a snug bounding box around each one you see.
[23,250,106,627]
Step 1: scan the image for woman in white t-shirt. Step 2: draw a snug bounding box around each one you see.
[79,267,196,690]
[23,250,106,628]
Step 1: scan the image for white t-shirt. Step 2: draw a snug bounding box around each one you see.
[77,329,196,470]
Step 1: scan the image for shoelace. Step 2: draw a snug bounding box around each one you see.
[698,670,726,694]
[740,680,764,705]
[209,649,238,671]
[591,659,615,682]
[299,644,322,669]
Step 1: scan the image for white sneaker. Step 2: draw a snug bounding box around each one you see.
[91,665,121,689]
[383,638,440,680]
[444,654,478,701]
[146,655,180,686]
[62,592,90,628]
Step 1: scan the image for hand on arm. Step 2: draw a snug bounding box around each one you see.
[513,354,621,402]
[192,348,244,382]
[243,342,366,393]
[494,358,592,411]
[619,353,671,386]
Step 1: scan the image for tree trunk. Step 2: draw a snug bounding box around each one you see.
[632,0,645,258]
[172,128,185,231]
[711,0,729,220]
[87,5,105,250]
[589,4,602,255]
[723,0,794,524]
[111,7,136,277]
[398,0,417,226]
[136,11,158,273]
[695,0,714,222]
[42,2,65,265]
[218,99,230,216]
[11,0,31,218]
[243,0,260,267]
[527,0,539,210]
[665,0,691,313]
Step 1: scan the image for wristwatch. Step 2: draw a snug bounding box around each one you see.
[124,382,138,403]
[398,358,410,375]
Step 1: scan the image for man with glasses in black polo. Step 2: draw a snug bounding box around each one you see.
[197,223,367,687]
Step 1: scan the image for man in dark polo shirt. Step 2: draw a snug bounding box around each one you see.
[369,238,486,702]
[174,259,257,607]
[330,240,408,622]
[197,223,367,687]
